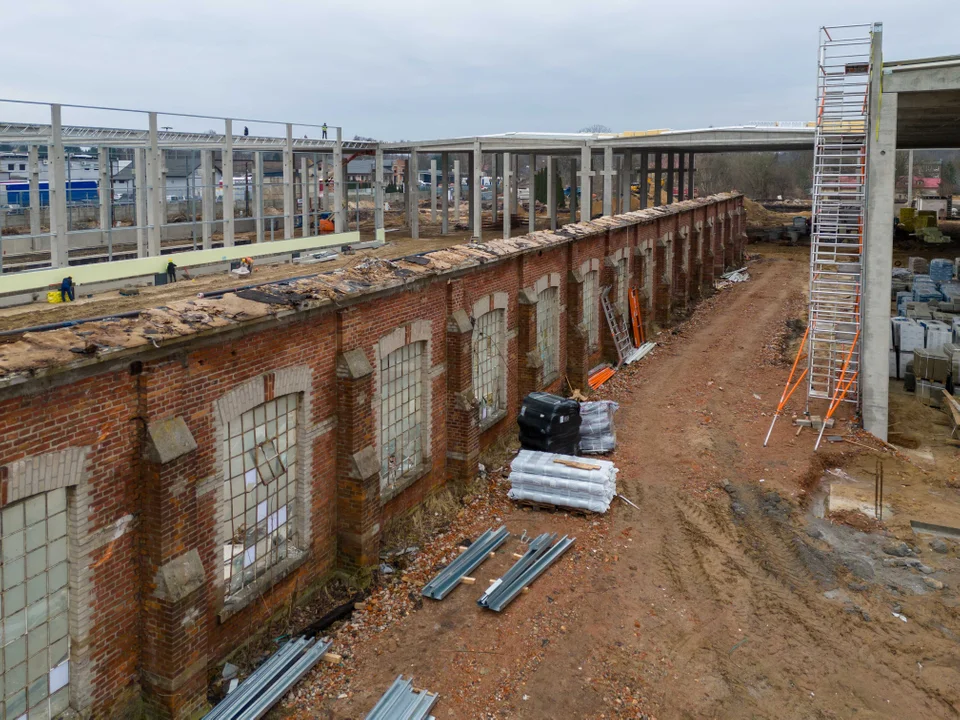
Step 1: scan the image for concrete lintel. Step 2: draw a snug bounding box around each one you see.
[146,416,198,465]
[337,348,373,380]
[518,287,539,305]
[153,549,205,602]
[448,309,473,334]
[349,447,380,481]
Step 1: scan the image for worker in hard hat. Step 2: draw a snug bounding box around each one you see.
[241,257,254,273]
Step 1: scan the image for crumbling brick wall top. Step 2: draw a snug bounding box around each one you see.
[0,194,742,390]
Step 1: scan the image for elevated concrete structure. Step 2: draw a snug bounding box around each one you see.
[862,49,960,440]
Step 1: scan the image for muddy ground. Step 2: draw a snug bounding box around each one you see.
[263,246,960,720]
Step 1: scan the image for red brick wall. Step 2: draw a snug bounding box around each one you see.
[0,193,741,719]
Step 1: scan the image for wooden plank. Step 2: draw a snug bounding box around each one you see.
[553,458,602,471]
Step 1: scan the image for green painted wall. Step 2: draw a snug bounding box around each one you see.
[1,232,361,294]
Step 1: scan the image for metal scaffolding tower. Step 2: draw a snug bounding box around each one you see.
[806,25,877,427]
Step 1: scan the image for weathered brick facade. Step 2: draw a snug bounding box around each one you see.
[0,194,743,718]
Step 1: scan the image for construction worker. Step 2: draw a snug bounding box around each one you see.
[322,123,328,140]
[166,260,177,283]
[241,257,254,274]
[59,276,75,302]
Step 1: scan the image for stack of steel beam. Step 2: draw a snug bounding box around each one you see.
[421,526,510,600]
[365,675,438,720]
[477,532,575,612]
[204,637,332,720]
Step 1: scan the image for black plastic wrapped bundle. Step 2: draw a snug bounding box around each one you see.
[517,392,581,455]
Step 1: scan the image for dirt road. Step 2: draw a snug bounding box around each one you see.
[283,254,960,719]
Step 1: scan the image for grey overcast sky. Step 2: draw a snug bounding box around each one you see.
[2,0,958,140]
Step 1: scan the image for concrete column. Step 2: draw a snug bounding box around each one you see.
[282,123,294,239]
[620,151,632,214]
[49,105,68,267]
[688,154,695,198]
[254,152,264,243]
[640,151,649,210]
[135,148,147,257]
[159,150,168,230]
[863,30,895,441]
[453,157,461,226]
[374,147,385,233]
[147,112,163,256]
[441,152,449,234]
[98,147,111,243]
[653,152,662,207]
[529,153,536,233]
[906,150,914,205]
[502,152,512,239]
[602,146,614,216]
[300,156,310,237]
[311,153,320,232]
[334,128,346,233]
[321,158,331,211]
[569,157,578,222]
[546,156,557,230]
[200,150,214,250]
[471,142,481,239]
[223,118,235,247]
[403,159,410,225]
[666,152,675,204]
[408,149,419,239]
[491,154,499,223]
[511,154,519,216]
[28,145,40,246]
[430,158,438,222]
[677,152,686,201]
[579,146,593,222]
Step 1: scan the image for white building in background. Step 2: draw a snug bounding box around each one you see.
[0,152,123,183]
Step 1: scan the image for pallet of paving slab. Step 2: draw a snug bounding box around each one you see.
[512,498,601,518]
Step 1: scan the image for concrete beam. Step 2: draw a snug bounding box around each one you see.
[883,62,960,93]
[863,39,897,441]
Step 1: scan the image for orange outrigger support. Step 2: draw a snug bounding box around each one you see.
[814,328,861,451]
[763,325,810,447]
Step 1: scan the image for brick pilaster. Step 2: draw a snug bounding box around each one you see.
[517,288,543,399]
[565,269,591,389]
[336,307,381,568]
[446,309,480,481]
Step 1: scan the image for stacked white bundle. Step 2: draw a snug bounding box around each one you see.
[507,449,618,513]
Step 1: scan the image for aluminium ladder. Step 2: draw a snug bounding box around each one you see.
[806,24,876,414]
